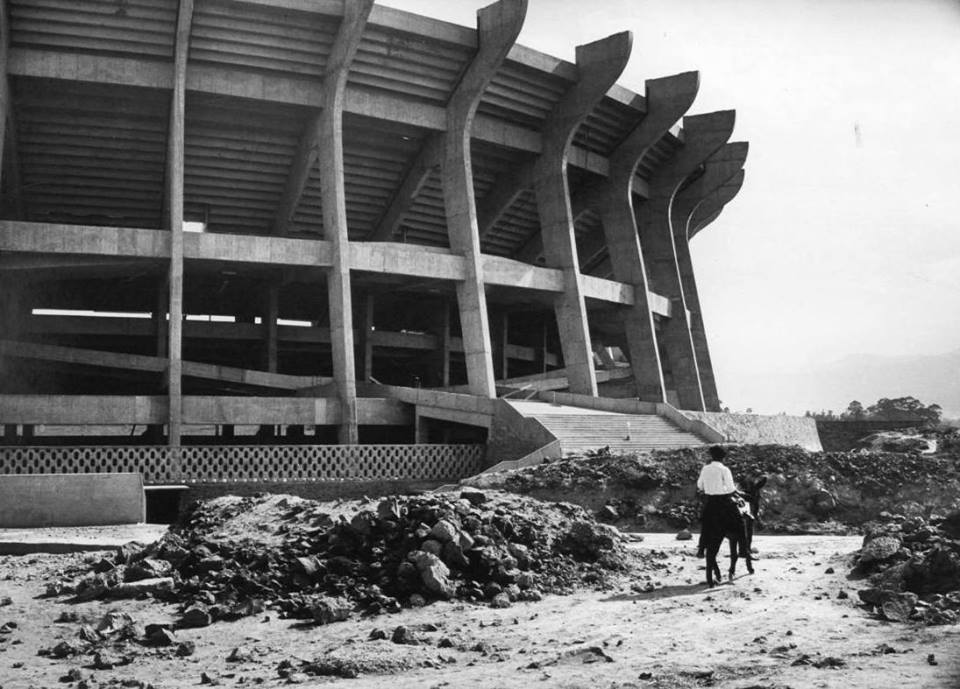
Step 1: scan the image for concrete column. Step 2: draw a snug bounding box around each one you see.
[320,0,373,444]
[0,5,7,192]
[262,284,279,372]
[672,144,748,411]
[532,33,632,396]
[165,0,193,453]
[154,281,168,358]
[491,310,509,380]
[596,72,699,403]
[442,0,526,398]
[639,111,736,410]
[355,292,374,382]
[428,299,451,388]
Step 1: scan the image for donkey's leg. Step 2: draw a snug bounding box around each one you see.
[728,533,738,581]
[705,544,719,587]
[741,522,755,574]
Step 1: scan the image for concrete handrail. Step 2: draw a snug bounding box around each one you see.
[655,402,726,443]
[533,390,659,414]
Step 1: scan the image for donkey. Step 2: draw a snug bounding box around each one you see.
[703,476,767,587]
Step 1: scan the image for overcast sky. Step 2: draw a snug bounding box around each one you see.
[382,0,960,414]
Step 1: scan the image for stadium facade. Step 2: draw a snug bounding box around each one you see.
[0,0,747,485]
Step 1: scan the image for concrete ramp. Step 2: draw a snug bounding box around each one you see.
[0,472,145,528]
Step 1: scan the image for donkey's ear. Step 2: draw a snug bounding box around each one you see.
[754,475,768,489]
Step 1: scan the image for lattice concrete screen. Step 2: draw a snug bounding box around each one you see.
[0,445,485,485]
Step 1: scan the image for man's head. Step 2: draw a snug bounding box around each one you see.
[708,445,727,463]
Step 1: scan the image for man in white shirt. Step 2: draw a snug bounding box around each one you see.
[696,445,736,557]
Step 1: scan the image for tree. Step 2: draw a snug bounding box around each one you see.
[844,400,865,420]
[865,396,942,425]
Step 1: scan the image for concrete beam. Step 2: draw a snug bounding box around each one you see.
[442,0,527,398]
[0,340,330,390]
[640,109,736,410]
[368,133,441,241]
[533,32,632,396]
[0,394,410,426]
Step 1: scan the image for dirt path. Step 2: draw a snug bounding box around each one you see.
[1,534,958,688]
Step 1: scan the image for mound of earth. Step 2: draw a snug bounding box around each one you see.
[466,444,960,533]
[854,510,960,625]
[49,490,637,629]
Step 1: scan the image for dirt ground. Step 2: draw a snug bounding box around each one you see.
[1,532,958,689]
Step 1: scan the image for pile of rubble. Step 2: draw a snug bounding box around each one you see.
[52,490,630,628]
[855,510,960,625]
[470,445,960,531]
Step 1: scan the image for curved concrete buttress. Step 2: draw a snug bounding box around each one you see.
[533,30,632,396]
[442,0,527,398]
[672,141,748,239]
[688,169,745,240]
[671,142,747,412]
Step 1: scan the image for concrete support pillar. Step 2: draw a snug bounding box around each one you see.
[165,0,193,453]
[532,33,632,396]
[154,282,168,358]
[596,72,700,403]
[262,284,279,373]
[672,143,748,411]
[319,0,373,444]
[491,310,509,380]
[640,111,736,410]
[428,299,451,388]
[442,0,526,398]
[356,292,374,382]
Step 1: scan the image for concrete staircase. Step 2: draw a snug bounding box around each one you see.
[506,400,705,455]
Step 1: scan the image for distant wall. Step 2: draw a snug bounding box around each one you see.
[0,472,144,527]
[815,420,918,452]
[683,412,822,451]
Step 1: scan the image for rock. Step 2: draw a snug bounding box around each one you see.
[408,551,455,599]
[880,592,919,622]
[146,625,177,646]
[200,671,221,685]
[460,490,487,506]
[377,497,404,521]
[420,539,443,556]
[941,510,960,539]
[227,646,255,663]
[125,558,172,582]
[676,530,693,541]
[103,577,175,599]
[181,606,212,629]
[490,593,511,608]
[430,520,458,543]
[597,505,619,522]
[92,650,130,670]
[859,535,901,565]
[309,596,352,625]
[60,667,84,683]
[442,541,470,570]
[176,641,196,657]
[46,640,82,658]
[391,625,419,645]
[408,593,426,608]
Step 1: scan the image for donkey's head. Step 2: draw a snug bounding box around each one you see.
[739,475,768,524]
